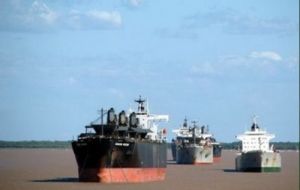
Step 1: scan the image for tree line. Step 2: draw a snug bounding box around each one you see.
[0,140,72,149]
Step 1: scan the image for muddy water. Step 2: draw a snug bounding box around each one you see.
[0,149,298,190]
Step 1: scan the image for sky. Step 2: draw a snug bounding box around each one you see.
[0,0,298,142]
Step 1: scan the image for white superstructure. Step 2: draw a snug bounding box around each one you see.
[133,96,169,141]
[236,117,275,153]
[172,119,212,144]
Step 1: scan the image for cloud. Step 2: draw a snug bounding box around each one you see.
[67,9,122,29]
[122,0,142,8]
[128,0,142,7]
[0,0,123,32]
[183,8,298,36]
[86,10,122,27]
[285,56,299,69]
[250,51,282,61]
[186,50,296,83]
[157,8,298,39]
[29,1,58,24]
[190,62,217,76]
[220,51,283,68]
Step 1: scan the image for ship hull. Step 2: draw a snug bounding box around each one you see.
[213,144,222,162]
[176,144,213,164]
[72,137,167,182]
[235,151,281,172]
[171,142,177,160]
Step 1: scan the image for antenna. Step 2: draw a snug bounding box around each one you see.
[253,115,259,125]
[183,117,188,128]
[146,97,149,113]
[191,120,197,127]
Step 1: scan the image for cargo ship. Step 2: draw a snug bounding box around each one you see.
[72,96,169,183]
[171,121,222,163]
[172,119,215,164]
[235,117,281,172]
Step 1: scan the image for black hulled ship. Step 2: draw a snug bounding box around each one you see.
[72,96,169,183]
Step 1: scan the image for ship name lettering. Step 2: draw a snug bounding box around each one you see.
[115,142,130,147]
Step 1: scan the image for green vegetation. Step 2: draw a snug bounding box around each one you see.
[220,142,242,150]
[270,142,299,150]
[0,140,71,149]
[0,141,298,150]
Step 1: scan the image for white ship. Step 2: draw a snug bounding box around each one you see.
[172,119,213,164]
[235,117,281,172]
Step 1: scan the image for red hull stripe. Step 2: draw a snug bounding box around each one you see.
[193,162,213,165]
[213,157,222,162]
[79,168,166,183]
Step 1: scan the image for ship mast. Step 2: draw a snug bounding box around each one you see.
[191,121,197,144]
[183,117,188,128]
[135,95,147,114]
[251,115,259,131]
